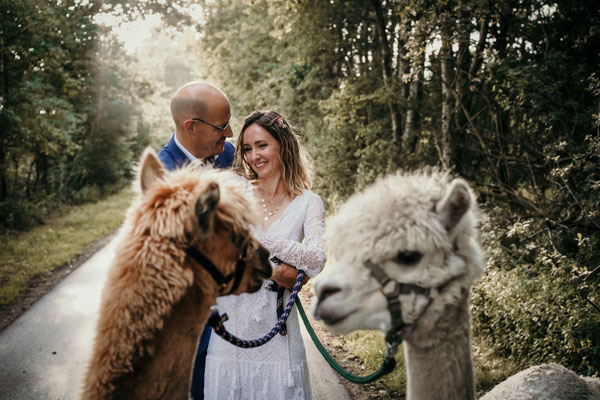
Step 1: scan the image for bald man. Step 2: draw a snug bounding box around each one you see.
[158,82,234,170]
[157,82,234,399]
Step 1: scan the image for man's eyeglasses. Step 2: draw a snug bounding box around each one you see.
[191,117,231,131]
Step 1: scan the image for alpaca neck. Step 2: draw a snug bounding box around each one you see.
[404,298,475,400]
[118,285,218,399]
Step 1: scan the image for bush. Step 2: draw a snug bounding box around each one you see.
[69,185,102,205]
[0,198,41,232]
[471,209,600,377]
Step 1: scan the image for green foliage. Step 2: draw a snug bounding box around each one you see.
[195,0,600,381]
[473,209,600,376]
[0,1,159,231]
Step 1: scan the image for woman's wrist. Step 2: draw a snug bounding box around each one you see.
[273,265,281,281]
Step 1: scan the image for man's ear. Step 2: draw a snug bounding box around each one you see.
[183,119,195,134]
[436,178,472,232]
[139,147,166,194]
[195,182,220,234]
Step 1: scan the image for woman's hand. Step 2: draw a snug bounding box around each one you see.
[271,262,309,290]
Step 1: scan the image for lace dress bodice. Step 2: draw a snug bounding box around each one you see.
[204,180,326,400]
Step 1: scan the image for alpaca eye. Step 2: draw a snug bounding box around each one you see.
[396,251,422,265]
[231,233,246,248]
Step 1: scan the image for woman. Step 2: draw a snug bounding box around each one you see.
[204,111,326,399]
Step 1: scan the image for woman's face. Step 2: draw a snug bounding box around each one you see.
[241,123,282,180]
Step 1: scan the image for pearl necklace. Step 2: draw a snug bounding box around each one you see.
[259,190,285,222]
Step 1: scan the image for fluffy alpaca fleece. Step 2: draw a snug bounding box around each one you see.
[313,169,600,400]
[313,169,483,400]
[82,148,271,400]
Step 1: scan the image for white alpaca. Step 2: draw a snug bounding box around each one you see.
[312,170,600,400]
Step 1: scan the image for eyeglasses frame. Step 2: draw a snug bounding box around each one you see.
[191,116,232,132]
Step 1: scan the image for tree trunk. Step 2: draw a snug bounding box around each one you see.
[453,2,471,134]
[394,17,409,135]
[0,143,7,200]
[404,20,426,152]
[452,1,472,171]
[440,23,454,169]
[359,13,369,77]
[371,0,402,148]
[0,35,8,200]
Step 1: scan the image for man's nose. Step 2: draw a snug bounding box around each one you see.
[224,126,233,138]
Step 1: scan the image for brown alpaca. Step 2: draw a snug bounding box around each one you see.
[82,148,272,400]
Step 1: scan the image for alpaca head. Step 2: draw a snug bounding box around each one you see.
[313,170,484,344]
[134,147,272,296]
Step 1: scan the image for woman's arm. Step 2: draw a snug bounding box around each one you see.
[253,192,326,278]
[271,262,309,289]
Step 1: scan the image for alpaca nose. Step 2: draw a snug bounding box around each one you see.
[313,281,343,321]
[314,279,343,303]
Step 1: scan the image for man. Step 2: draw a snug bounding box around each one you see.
[157,82,234,400]
[158,82,234,170]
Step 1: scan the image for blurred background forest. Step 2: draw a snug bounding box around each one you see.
[1,0,598,388]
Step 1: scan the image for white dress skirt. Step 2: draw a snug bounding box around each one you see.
[204,185,326,400]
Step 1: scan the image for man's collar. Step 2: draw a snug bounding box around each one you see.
[173,133,216,168]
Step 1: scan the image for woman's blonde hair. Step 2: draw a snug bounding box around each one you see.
[234,111,313,196]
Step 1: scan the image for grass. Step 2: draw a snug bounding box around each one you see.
[333,329,407,399]
[335,326,518,398]
[473,335,521,396]
[332,316,519,399]
[0,188,135,305]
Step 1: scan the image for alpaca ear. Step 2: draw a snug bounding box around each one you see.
[436,178,472,232]
[195,182,220,234]
[139,147,166,194]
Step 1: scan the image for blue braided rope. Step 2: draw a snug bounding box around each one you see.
[207,270,306,348]
[206,268,398,384]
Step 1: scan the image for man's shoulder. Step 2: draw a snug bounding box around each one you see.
[223,141,235,154]
[158,134,187,171]
[157,144,177,170]
[215,141,235,169]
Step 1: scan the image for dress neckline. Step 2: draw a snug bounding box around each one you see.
[264,190,304,232]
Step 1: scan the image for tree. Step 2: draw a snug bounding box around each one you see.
[195,0,600,376]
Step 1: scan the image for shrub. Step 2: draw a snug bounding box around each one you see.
[0,198,41,232]
[471,209,600,377]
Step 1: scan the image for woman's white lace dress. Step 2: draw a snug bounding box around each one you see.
[204,185,326,400]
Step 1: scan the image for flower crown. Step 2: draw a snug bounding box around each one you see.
[273,115,288,130]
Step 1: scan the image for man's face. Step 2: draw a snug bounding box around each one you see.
[189,97,233,159]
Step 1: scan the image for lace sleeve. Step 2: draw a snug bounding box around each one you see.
[252,192,326,278]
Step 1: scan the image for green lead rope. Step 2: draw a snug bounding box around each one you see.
[295,298,397,384]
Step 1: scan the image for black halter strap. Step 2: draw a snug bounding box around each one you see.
[364,260,407,340]
[364,259,434,349]
[185,244,247,295]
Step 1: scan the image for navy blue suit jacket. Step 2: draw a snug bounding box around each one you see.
[157,133,234,399]
[157,134,235,171]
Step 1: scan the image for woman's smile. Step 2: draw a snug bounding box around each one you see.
[255,160,267,169]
